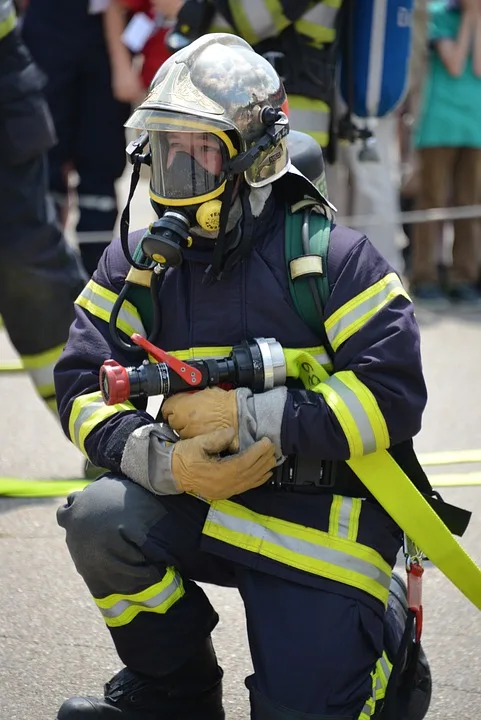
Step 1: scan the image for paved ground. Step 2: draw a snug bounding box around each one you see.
[1,176,481,719]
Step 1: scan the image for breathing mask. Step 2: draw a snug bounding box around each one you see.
[120,103,288,283]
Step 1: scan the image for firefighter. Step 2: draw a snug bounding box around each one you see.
[0,0,86,413]
[21,0,133,276]
[53,34,432,720]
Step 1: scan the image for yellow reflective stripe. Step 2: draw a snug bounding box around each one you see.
[46,397,58,413]
[0,8,16,40]
[229,0,290,44]
[21,342,65,397]
[358,652,392,719]
[21,341,65,370]
[204,499,392,604]
[36,381,56,399]
[167,345,331,370]
[167,346,233,360]
[76,279,146,339]
[68,391,135,456]
[317,371,389,457]
[329,496,362,540]
[325,273,411,352]
[328,495,342,535]
[295,0,341,44]
[287,96,330,147]
[317,375,364,456]
[94,567,184,628]
[284,349,390,455]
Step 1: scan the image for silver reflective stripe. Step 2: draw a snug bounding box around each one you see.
[241,1,276,39]
[337,497,355,539]
[208,508,392,591]
[0,0,13,23]
[71,396,106,450]
[25,364,55,393]
[97,573,183,621]
[312,351,331,368]
[77,194,117,212]
[79,283,145,336]
[302,2,340,29]
[287,106,330,134]
[210,12,233,30]
[326,275,406,350]
[323,376,377,454]
[360,653,392,717]
[377,654,391,685]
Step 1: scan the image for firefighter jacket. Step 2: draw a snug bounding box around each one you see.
[209,0,343,146]
[54,184,427,616]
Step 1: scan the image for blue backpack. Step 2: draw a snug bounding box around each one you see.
[339,0,414,118]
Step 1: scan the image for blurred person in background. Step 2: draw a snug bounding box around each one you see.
[103,0,180,94]
[411,0,481,306]
[326,106,405,275]
[0,0,87,413]
[21,0,137,276]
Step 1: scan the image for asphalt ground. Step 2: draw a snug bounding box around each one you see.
[1,176,481,719]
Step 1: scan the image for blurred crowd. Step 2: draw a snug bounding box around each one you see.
[10,0,481,304]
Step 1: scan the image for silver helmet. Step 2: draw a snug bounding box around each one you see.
[125,33,290,207]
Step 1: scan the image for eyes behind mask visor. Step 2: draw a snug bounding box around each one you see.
[161,151,225,200]
[150,131,233,203]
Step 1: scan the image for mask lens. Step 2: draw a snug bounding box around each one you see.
[151,131,228,202]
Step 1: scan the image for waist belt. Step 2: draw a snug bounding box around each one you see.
[270,454,471,538]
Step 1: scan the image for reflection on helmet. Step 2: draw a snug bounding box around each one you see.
[125,33,290,205]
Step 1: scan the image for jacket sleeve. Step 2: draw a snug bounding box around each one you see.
[53,238,155,472]
[281,233,428,460]
[215,0,313,44]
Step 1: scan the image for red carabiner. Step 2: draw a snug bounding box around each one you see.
[130,334,203,387]
[407,561,424,643]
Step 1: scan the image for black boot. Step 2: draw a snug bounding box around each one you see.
[383,572,432,720]
[57,637,225,719]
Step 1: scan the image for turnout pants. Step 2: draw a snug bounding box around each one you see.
[58,475,393,720]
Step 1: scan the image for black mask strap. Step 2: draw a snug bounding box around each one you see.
[120,158,150,270]
[203,175,237,284]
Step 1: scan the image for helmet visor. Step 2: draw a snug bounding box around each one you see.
[150,131,231,204]
[126,107,238,204]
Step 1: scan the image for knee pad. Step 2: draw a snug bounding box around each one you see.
[56,475,164,574]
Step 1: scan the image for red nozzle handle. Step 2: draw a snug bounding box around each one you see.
[100,359,131,405]
[130,333,202,386]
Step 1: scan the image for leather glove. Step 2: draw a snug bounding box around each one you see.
[171,426,276,500]
[162,387,239,450]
